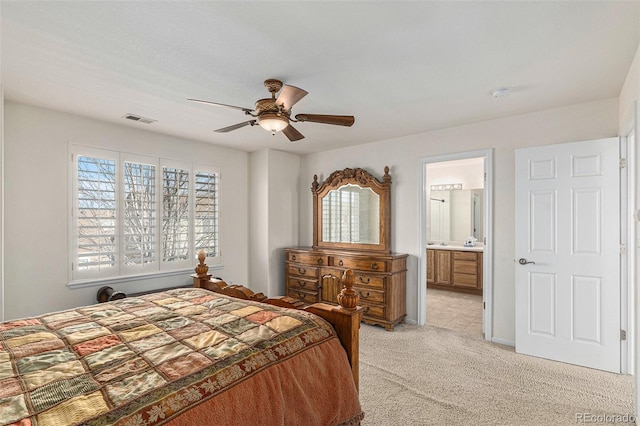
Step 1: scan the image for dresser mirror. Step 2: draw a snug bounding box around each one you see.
[312,166,391,253]
[322,184,380,244]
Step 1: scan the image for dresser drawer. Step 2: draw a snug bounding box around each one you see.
[287,251,327,266]
[287,277,319,292]
[361,303,386,320]
[353,273,385,289]
[453,260,478,275]
[287,264,319,278]
[331,257,387,272]
[453,251,478,261]
[287,289,318,304]
[355,287,385,304]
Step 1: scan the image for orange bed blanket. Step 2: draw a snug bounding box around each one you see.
[0,288,363,425]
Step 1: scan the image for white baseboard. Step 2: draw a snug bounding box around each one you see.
[491,337,515,347]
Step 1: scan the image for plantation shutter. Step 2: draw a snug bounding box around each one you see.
[194,168,219,258]
[75,155,117,275]
[162,165,190,265]
[123,160,157,270]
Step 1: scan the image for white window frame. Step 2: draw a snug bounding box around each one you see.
[69,146,222,286]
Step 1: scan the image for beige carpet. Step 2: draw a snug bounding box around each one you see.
[358,324,634,425]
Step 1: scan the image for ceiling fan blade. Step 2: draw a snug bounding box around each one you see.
[282,124,305,142]
[188,98,253,113]
[295,114,355,127]
[275,85,308,110]
[214,120,256,133]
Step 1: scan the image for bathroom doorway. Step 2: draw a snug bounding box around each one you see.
[418,149,493,341]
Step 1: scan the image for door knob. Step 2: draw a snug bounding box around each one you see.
[518,258,535,265]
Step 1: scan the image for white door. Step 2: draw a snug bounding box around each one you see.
[515,138,621,372]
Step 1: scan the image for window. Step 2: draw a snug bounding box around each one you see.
[71,147,220,282]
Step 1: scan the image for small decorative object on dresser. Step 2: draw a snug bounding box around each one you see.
[286,166,408,331]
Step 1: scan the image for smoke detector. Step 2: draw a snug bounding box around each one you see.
[490,87,511,98]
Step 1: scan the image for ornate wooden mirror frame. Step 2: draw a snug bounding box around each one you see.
[312,166,391,253]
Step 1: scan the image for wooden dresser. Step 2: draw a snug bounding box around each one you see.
[285,247,408,330]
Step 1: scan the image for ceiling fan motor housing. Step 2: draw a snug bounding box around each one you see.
[255,98,280,114]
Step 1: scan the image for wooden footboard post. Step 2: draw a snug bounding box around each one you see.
[305,270,363,391]
[192,251,212,288]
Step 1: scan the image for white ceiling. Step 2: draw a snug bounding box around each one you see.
[1,1,638,155]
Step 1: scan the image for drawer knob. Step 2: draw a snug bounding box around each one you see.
[363,306,370,314]
[371,263,378,270]
[298,281,306,287]
[338,259,344,267]
[298,268,306,274]
[292,255,296,261]
[358,276,371,284]
[359,291,371,299]
[317,258,323,265]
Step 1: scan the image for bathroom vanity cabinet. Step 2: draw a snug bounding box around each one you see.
[427,247,482,295]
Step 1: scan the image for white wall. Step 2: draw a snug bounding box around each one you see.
[0,5,5,321]
[249,148,300,297]
[427,159,485,189]
[3,102,250,320]
[0,90,4,322]
[618,40,639,416]
[620,45,639,131]
[267,150,300,296]
[249,149,269,294]
[300,97,619,343]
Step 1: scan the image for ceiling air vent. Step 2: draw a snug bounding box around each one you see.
[123,113,157,124]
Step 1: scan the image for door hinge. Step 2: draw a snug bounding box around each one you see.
[620,244,627,255]
[483,301,486,309]
[484,172,487,182]
[621,329,627,341]
[620,158,627,168]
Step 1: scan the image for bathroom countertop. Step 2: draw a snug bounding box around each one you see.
[426,244,484,252]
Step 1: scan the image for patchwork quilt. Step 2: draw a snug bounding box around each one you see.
[0,288,342,425]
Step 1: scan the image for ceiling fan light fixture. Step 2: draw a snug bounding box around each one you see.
[258,113,289,135]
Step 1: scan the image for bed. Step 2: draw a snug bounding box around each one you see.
[0,258,364,425]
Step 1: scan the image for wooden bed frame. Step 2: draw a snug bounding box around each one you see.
[191,251,364,390]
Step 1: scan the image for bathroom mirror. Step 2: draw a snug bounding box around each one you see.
[430,189,484,242]
[313,166,391,253]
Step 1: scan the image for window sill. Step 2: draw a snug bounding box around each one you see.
[67,264,224,289]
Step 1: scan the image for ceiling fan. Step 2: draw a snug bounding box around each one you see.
[188,79,355,142]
